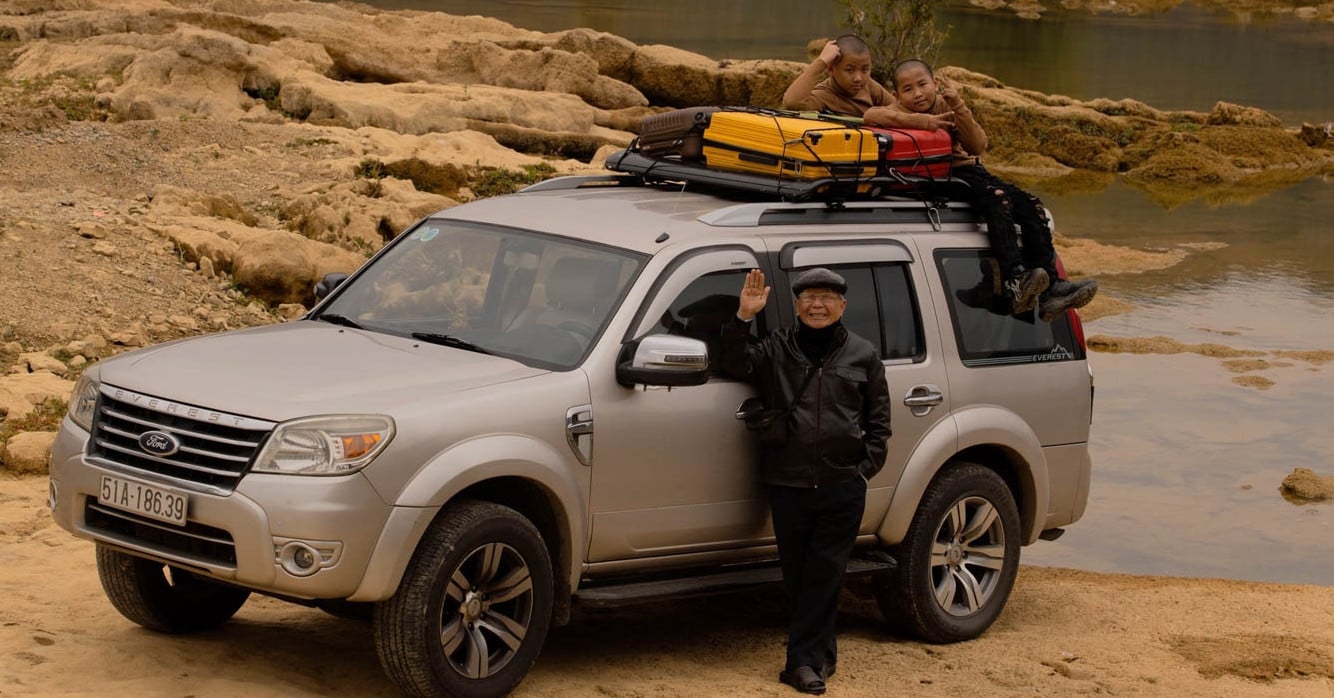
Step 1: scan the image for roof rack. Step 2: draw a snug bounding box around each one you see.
[518,174,645,193]
[699,199,977,228]
[603,149,972,205]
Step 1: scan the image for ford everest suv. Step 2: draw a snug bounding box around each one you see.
[49,174,1093,697]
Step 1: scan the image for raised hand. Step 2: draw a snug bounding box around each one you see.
[737,268,770,321]
[818,40,841,68]
[936,74,960,102]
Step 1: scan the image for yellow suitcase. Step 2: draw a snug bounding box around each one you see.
[701,110,879,181]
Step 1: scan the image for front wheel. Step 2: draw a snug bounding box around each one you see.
[875,462,1021,643]
[96,545,251,634]
[374,500,554,698]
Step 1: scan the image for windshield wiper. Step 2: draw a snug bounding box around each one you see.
[411,332,492,355]
[315,314,364,329]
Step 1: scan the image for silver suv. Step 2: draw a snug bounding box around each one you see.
[49,174,1093,697]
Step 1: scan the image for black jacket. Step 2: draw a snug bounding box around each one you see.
[721,317,892,488]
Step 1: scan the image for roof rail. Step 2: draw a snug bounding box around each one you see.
[519,174,644,193]
[700,199,977,228]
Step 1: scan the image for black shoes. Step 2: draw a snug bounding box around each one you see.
[779,666,826,694]
[1038,278,1098,322]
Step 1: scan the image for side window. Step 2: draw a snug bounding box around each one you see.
[874,264,925,361]
[795,263,925,362]
[647,269,763,375]
[937,249,1082,365]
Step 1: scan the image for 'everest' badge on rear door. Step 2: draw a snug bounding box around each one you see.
[138,430,182,457]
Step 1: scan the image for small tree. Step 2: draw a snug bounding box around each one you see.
[837,0,951,86]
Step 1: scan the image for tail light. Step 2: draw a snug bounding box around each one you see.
[1052,255,1087,353]
[1053,254,1093,423]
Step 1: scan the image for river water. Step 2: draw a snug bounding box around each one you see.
[347,0,1334,585]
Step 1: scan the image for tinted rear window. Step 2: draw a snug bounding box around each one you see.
[936,249,1084,366]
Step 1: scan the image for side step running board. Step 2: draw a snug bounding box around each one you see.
[575,552,896,609]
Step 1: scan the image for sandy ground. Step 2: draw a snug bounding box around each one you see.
[3,475,1333,697]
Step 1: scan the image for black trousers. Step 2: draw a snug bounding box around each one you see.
[769,477,867,671]
[952,164,1056,281]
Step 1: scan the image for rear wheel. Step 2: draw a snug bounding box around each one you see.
[96,544,250,634]
[875,463,1021,643]
[374,500,554,698]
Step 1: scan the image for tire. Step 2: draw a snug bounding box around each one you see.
[875,462,1021,643]
[374,500,554,698]
[95,544,251,634]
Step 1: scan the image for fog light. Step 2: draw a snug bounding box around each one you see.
[293,546,316,570]
[274,538,343,578]
[278,541,323,577]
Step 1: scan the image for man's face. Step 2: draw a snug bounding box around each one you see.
[794,288,847,329]
[894,64,939,113]
[830,52,873,95]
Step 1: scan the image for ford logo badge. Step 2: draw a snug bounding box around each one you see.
[138,430,181,457]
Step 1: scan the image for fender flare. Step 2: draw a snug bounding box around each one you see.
[348,434,588,602]
[876,407,1047,546]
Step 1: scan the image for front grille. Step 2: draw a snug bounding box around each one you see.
[85,498,237,567]
[89,387,276,492]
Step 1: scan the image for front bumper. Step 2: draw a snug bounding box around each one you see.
[48,418,396,600]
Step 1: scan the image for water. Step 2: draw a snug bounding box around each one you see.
[393,0,1334,125]
[338,0,1334,584]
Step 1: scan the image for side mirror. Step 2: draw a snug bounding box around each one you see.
[616,335,709,388]
[313,272,350,303]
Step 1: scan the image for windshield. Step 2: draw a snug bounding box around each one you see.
[318,219,645,369]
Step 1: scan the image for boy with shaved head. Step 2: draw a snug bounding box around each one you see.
[783,42,1096,320]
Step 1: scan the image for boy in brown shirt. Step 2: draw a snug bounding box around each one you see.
[784,42,1096,320]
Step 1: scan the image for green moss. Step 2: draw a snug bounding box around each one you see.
[355,158,387,180]
[382,158,470,197]
[469,163,558,199]
[285,137,337,148]
[0,397,68,445]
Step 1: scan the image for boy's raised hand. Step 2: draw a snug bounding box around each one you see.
[818,40,841,67]
[935,74,960,102]
[737,268,770,321]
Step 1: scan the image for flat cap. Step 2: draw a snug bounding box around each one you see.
[791,267,847,295]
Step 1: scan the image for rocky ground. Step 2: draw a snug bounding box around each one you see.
[0,1,1332,694]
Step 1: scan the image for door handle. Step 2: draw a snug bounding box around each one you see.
[565,406,593,466]
[903,384,943,415]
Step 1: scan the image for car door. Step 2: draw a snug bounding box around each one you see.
[585,246,778,563]
[776,239,953,534]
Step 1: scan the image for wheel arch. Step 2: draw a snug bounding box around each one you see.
[451,477,575,626]
[347,434,586,619]
[878,406,1047,545]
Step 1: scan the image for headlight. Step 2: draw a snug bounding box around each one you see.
[252,415,395,476]
[68,371,101,432]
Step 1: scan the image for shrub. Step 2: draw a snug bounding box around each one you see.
[837,0,951,86]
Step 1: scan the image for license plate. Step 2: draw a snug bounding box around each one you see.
[99,475,188,527]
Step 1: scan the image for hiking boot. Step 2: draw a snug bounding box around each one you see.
[1003,267,1049,315]
[1038,278,1099,322]
[1046,278,1098,300]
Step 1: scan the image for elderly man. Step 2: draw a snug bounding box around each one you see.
[720,267,892,695]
